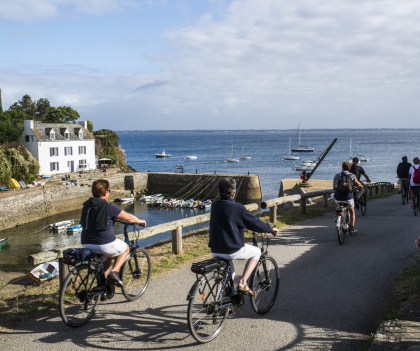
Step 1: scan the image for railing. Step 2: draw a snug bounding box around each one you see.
[27,181,394,284]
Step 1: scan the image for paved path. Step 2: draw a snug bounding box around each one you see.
[1,194,419,351]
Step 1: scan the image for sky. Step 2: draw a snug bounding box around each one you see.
[1,0,420,130]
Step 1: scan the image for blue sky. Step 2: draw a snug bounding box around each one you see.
[1,0,419,130]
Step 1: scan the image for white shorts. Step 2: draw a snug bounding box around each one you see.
[212,244,261,261]
[83,238,128,259]
[335,199,355,209]
[212,244,261,279]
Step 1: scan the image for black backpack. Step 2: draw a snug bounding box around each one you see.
[337,171,353,194]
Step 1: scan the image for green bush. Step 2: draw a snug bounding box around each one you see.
[1,143,39,184]
[0,147,12,187]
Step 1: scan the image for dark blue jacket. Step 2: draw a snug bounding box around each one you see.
[209,199,273,254]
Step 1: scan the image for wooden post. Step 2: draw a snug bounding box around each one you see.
[300,198,307,214]
[172,225,183,255]
[368,187,373,197]
[269,204,277,224]
[375,186,379,195]
[58,258,69,289]
[323,193,328,207]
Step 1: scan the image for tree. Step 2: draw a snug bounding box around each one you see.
[0,110,25,144]
[86,120,94,132]
[35,98,51,121]
[44,106,80,123]
[9,94,36,119]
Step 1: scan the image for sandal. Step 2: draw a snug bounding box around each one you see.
[238,282,256,297]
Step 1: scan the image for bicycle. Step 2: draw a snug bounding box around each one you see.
[59,220,151,327]
[399,178,410,205]
[354,185,367,216]
[335,202,351,245]
[412,186,420,216]
[187,232,279,343]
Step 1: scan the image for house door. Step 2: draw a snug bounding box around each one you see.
[70,161,74,172]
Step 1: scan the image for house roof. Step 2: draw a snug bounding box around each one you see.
[32,122,94,141]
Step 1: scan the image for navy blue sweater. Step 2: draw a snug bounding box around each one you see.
[209,199,273,254]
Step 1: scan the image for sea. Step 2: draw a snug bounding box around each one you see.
[1,129,417,271]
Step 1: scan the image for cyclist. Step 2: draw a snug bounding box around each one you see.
[409,157,420,209]
[80,179,146,286]
[334,161,364,235]
[397,156,412,194]
[209,177,278,296]
[350,157,370,205]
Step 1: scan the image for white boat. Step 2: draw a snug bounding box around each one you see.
[295,160,316,171]
[349,138,369,162]
[49,219,74,232]
[291,123,314,153]
[114,197,134,205]
[140,194,163,203]
[186,155,197,160]
[227,144,240,163]
[29,261,59,283]
[155,150,172,158]
[283,138,301,160]
[239,147,251,160]
[67,224,82,234]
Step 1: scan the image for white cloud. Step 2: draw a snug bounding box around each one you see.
[2,0,420,129]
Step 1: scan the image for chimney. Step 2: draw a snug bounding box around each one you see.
[79,120,88,129]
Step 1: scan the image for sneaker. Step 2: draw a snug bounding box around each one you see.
[350,229,358,236]
[107,271,123,287]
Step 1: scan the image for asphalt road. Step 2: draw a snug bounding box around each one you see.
[1,194,418,351]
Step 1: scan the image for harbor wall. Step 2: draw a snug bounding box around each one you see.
[0,172,261,230]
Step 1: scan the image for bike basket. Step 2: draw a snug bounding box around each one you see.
[191,258,227,274]
[62,248,95,265]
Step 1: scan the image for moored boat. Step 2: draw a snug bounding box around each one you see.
[29,261,59,283]
[67,224,82,234]
[186,155,197,160]
[49,219,74,232]
[0,236,11,248]
[155,150,172,158]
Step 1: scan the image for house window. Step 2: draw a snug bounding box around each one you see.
[30,135,34,142]
[79,131,83,139]
[64,146,73,156]
[78,146,86,154]
[50,162,59,171]
[79,159,87,169]
[49,147,59,156]
[64,132,69,139]
[50,132,55,140]
[25,135,30,142]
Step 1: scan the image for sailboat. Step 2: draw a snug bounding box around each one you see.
[239,147,251,160]
[227,144,239,163]
[355,138,369,162]
[283,138,300,160]
[291,123,314,153]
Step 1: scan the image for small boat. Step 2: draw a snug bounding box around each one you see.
[11,178,21,189]
[0,236,11,248]
[114,197,134,204]
[295,160,316,172]
[198,200,212,210]
[227,144,240,163]
[186,155,197,160]
[239,147,252,160]
[29,261,59,283]
[283,138,301,160]
[49,219,74,232]
[291,123,314,153]
[67,224,82,234]
[155,150,172,158]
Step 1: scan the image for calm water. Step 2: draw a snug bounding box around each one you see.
[1,129,417,271]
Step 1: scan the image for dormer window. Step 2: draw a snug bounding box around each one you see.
[60,128,70,139]
[45,128,55,140]
[74,128,83,139]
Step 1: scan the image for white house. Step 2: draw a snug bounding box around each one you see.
[21,120,96,175]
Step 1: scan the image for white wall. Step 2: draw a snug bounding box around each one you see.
[38,140,96,175]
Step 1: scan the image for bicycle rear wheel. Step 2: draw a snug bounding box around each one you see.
[121,247,151,301]
[59,264,100,327]
[360,194,367,216]
[414,192,419,216]
[187,272,229,343]
[249,255,279,314]
[336,215,345,245]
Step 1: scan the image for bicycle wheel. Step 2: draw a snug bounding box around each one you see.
[414,192,418,216]
[402,187,406,205]
[187,272,229,343]
[59,264,100,327]
[336,214,345,245]
[121,247,151,301]
[249,255,279,314]
[360,194,367,216]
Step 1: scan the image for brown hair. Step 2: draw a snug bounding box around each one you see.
[414,157,420,165]
[91,179,110,197]
[342,161,351,171]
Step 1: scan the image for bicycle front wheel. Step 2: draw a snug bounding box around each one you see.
[249,255,279,314]
[187,272,229,343]
[360,194,367,216]
[121,247,151,301]
[59,264,100,327]
[414,193,419,216]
